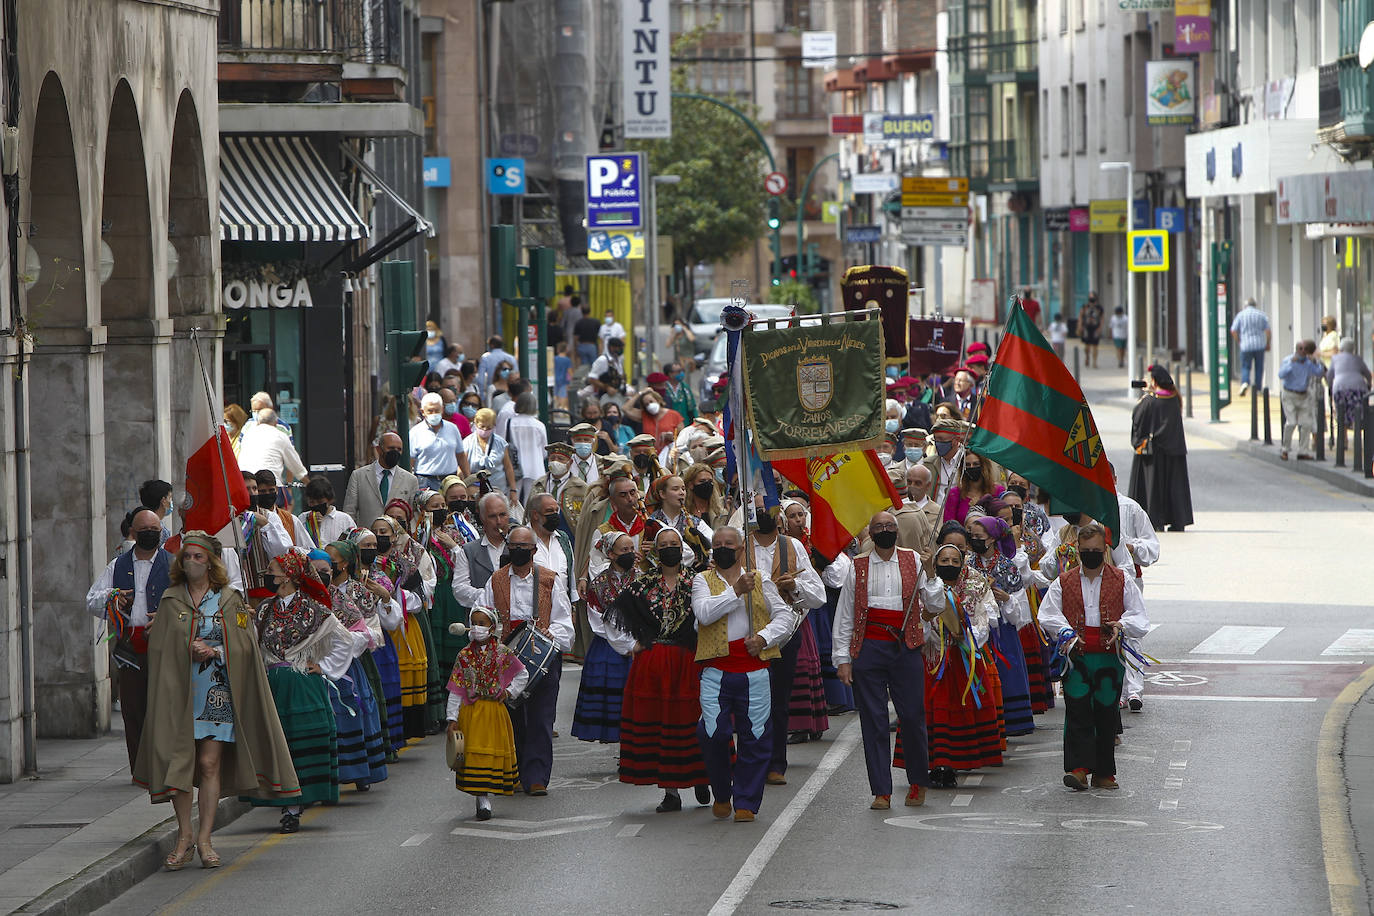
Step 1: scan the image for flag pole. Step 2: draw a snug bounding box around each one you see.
[189,327,246,559]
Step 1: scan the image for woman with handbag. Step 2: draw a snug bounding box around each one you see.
[571,531,638,743]
[445,607,527,820]
[605,527,711,813]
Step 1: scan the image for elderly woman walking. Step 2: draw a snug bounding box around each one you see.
[1331,337,1372,435]
[134,532,298,869]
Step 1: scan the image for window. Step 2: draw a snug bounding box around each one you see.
[1041,88,1050,158]
[1074,0,1085,30]
[1059,0,1067,34]
[1122,37,1132,118]
[1098,79,1107,152]
[1074,82,1087,153]
[782,63,814,117]
[1060,85,1070,155]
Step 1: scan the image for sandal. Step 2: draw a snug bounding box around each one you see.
[164,841,196,871]
[198,844,221,868]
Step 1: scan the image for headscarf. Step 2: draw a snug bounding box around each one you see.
[307,548,331,563]
[440,474,465,496]
[181,530,221,557]
[327,539,358,577]
[971,515,1016,559]
[975,494,1007,518]
[385,497,414,527]
[272,547,332,609]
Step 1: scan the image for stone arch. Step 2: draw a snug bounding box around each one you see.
[100,79,160,548]
[25,72,106,737]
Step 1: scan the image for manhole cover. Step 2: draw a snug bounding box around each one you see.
[769,900,902,911]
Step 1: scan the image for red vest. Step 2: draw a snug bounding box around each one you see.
[850,549,923,658]
[489,564,555,636]
[1059,564,1125,651]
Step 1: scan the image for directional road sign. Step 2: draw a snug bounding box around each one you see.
[585,153,644,230]
[901,191,969,207]
[901,177,968,194]
[1128,229,1170,272]
[764,171,789,196]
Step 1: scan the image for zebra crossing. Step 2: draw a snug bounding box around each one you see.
[1152,624,1374,659]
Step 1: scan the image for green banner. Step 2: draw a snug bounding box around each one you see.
[742,319,886,460]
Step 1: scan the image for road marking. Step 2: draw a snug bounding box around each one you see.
[616,823,644,838]
[450,813,615,841]
[961,775,983,787]
[1188,625,1283,656]
[1322,629,1374,657]
[1147,695,1317,703]
[401,833,430,847]
[1172,740,1192,753]
[1163,777,1184,789]
[708,718,861,916]
[1318,665,1374,915]
[1146,670,1209,687]
[1158,798,1178,810]
[951,794,972,807]
[1154,659,1363,666]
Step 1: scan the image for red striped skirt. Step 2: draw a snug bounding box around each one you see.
[618,644,708,788]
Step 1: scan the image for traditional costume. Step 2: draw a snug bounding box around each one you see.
[1015,499,1054,713]
[445,613,527,813]
[1116,492,1160,710]
[326,541,389,788]
[1128,365,1194,531]
[966,517,1035,737]
[571,535,637,743]
[375,513,435,739]
[425,486,471,694]
[812,551,855,712]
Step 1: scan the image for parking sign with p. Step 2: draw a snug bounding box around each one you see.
[585,153,644,231]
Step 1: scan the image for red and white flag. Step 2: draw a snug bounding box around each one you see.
[179,357,251,540]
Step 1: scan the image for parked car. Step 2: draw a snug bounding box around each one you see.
[698,305,817,401]
[686,298,790,355]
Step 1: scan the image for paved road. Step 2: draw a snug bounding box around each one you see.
[97,384,1374,915]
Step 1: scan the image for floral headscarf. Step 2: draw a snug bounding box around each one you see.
[273,548,332,609]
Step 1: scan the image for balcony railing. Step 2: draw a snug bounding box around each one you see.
[777,87,829,121]
[989,140,1038,184]
[777,0,820,31]
[988,30,1037,74]
[1320,63,1342,130]
[218,0,400,65]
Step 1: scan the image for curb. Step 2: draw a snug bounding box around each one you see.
[17,798,252,916]
[1319,666,1374,916]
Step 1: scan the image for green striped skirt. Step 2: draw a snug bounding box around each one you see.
[250,666,339,808]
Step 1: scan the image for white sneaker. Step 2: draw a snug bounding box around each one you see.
[1239,383,1249,396]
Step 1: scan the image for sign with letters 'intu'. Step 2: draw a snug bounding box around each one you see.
[622,0,671,139]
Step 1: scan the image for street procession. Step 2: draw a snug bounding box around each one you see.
[7,0,1374,914]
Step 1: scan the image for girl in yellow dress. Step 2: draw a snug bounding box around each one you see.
[445,607,527,820]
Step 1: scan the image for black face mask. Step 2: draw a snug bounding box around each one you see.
[871,529,898,550]
[1010,506,1024,526]
[262,573,279,592]
[256,492,277,510]
[309,502,330,514]
[1078,549,1105,570]
[692,480,715,500]
[359,548,378,567]
[431,509,447,527]
[380,449,402,469]
[968,537,989,554]
[633,453,653,471]
[658,546,683,568]
[542,512,562,532]
[963,466,983,482]
[935,564,962,583]
[134,529,161,551]
[603,414,620,427]
[754,512,777,534]
[712,547,737,569]
[375,536,392,554]
[332,566,349,581]
[508,546,534,567]
[1007,485,1028,500]
[1062,512,1082,526]
[613,552,637,571]
[448,500,469,514]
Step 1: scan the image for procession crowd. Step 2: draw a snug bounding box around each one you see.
[91,315,1187,869]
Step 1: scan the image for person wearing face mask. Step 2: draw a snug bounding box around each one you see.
[859,467,935,567]
[134,532,299,870]
[965,515,1035,739]
[323,539,392,791]
[587,337,628,396]
[598,307,626,354]
[297,476,356,547]
[481,526,574,795]
[1037,523,1149,791]
[137,478,176,543]
[778,498,830,744]
[683,462,728,529]
[626,434,666,491]
[526,492,578,614]
[439,474,480,544]
[921,417,969,506]
[692,526,793,823]
[660,362,697,420]
[896,428,930,476]
[1112,463,1160,714]
[414,489,469,704]
[530,442,583,506]
[606,527,711,812]
[411,392,467,491]
[248,549,356,834]
[832,511,932,810]
[572,531,639,744]
[343,431,420,527]
[87,508,174,770]
[1034,504,1135,587]
[255,468,314,550]
[349,528,407,756]
[462,407,518,507]
[994,488,1052,716]
[627,384,685,447]
[941,451,1004,525]
[372,514,435,741]
[444,607,528,820]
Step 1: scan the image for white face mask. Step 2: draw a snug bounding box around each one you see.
[425,413,443,427]
[469,625,491,643]
[604,315,614,326]
[646,401,661,415]
[549,460,569,478]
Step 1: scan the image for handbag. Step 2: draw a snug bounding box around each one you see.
[504,624,558,705]
[445,727,466,771]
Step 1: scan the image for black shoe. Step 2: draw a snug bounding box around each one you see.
[786,732,808,745]
[476,806,492,821]
[694,784,711,806]
[279,813,300,834]
[1128,696,1143,712]
[355,783,371,792]
[655,793,683,813]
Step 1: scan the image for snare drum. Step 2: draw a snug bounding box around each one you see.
[504,624,558,704]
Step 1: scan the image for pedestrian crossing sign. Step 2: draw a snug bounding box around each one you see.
[1128,230,1169,272]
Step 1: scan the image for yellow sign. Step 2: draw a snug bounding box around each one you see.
[587,231,645,260]
[1128,230,1170,272]
[822,201,841,224]
[901,176,969,194]
[901,193,969,208]
[1090,200,1128,233]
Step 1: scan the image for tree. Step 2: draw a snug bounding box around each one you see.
[768,279,819,315]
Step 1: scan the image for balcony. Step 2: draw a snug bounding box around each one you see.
[987,30,1038,81]
[775,88,831,136]
[1332,0,1374,140]
[218,0,403,87]
[988,140,1039,190]
[776,0,820,31]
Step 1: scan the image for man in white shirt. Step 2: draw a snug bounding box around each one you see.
[692,527,793,822]
[525,493,578,608]
[597,307,626,354]
[1037,523,1149,791]
[85,509,168,770]
[921,417,968,507]
[833,511,931,809]
[482,526,573,795]
[452,493,510,610]
[587,337,627,396]
[238,409,307,484]
[1115,477,1160,712]
[297,476,357,547]
[410,392,465,490]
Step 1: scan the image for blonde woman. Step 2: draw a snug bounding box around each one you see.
[463,407,518,504]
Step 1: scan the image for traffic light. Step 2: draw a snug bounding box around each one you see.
[767,199,782,286]
[766,198,781,230]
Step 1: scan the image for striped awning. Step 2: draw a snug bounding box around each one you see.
[219,135,368,243]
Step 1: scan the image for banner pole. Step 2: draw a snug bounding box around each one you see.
[190,327,246,559]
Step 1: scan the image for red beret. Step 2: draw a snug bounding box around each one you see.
[646,372,669,385]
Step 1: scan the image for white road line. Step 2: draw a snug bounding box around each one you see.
[1188,625,1283,656]
[1159,798,1179,810]
[951,794,972,807]
[1172,740,1192,753]
[961,775,983,787]
[1148,695,1318,703]
[1322,629,1374,657]
[707,719,861,916]
[400,833,430,847]
[1163,777,1184,789]
[1155,659,1362,666]
[616,824,644,838]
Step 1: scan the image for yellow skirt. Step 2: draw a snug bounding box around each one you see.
[454,699,520,796]
[395,614,429,709]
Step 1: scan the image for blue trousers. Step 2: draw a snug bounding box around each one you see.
[1240,348,1265,388]
[699,666,772,814]
[852,639,930,796]
[510,654,561,791]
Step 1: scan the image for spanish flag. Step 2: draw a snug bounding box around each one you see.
[773,450,902,560]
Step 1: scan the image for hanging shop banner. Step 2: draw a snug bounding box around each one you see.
[622,0,670,138]
[1146,60,1196,126]
[1175,1,1212,53]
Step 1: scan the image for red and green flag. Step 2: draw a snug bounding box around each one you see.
[969,302,1120,544]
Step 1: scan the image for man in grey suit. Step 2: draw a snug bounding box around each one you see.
[342,431,420,524]
[452,493,511,609]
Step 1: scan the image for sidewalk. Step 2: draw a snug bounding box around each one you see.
[0,726,247,916]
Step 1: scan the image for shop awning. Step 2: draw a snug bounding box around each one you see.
[219,136,368,243]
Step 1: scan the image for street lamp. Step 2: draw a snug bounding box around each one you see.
[646,174,681,372]
[1101,160,1135,397]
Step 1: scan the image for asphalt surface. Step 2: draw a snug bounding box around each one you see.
[95,374,1374,916]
